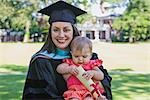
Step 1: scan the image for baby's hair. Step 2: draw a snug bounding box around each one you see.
[70,36,92,52]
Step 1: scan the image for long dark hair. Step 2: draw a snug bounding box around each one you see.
[38,24,80,53]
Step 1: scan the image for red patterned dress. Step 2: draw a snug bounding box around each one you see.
[63,59,104,100]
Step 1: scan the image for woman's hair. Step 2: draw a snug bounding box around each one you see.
[70,36,92,52]
[38,24,80,53]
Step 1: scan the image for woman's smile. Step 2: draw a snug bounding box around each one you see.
[57,38,67,43]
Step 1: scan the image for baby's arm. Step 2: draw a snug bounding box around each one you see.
[92,67,104,81]
[57,63,71,81]
[56,63,70,74]
[57,63,79,75]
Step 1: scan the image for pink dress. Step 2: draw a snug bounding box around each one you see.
[63,59,104,100]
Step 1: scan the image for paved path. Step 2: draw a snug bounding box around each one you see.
[0,42,149,73]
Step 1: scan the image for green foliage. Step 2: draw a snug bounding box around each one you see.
[0,0,39,30]
[0,0,90,32]
[66,0,90,24]
[77,14,93,24]
[105,0,122,3]
[112,0,150,42]
[0,1,14,29]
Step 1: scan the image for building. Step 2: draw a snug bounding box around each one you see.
[78,0,130,42]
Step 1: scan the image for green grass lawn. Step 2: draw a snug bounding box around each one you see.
[0,65,150,100]
[0,65,27,73]
[0,74,25,100]
[111,72,150,100]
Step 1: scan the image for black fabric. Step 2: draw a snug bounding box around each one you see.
[25,79,48,88]
[91,53,112,100]
[22,53,112,100]
[100,66,112,100]
[22,58,65,100]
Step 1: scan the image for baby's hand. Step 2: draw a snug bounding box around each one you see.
[97,94,107,100]
[69,65,79,76]
[82,70,94,80]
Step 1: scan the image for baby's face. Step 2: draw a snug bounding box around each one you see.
[71,48,92,65]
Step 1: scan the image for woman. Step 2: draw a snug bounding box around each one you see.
[22,1,112,100]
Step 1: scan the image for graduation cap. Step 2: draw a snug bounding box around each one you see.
[38,1,86,24]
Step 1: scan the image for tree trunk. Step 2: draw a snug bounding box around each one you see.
[129,37,135,43]
[23,20,30,43]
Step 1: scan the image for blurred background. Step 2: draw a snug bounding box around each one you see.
[0,0,150,100]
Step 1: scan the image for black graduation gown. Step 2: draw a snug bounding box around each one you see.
[22,53,112,100]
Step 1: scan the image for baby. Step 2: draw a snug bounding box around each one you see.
[57,36,106,100]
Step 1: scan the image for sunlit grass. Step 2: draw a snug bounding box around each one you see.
[0,74,26,100]
[111,72,150,100]
[0,65,28,73]
[0,65,150,100]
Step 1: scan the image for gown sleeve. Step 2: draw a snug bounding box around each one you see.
[22,57,66,100]
[91,53,112,100]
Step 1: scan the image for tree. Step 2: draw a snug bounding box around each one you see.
[0,0,91,42]
[0,0,42,42]
[112,0,150,42]
[0,1,14,29]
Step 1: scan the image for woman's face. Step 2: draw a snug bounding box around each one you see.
[51,22,73,49]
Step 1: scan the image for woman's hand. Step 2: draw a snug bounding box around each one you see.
[82,70,94,80]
